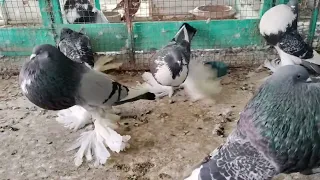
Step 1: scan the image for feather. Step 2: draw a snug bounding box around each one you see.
[93,55,123,72]
[264,58,281,72]
[56,105,92,131]
[141,72,175,98]
[67,117,130,167]
[58,27,95,67]
[259,4,297,36]
[182,60,223,102]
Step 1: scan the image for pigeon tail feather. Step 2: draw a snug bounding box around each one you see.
[173,23,197,44]
[113,82,156,105]
[304,50,320,66]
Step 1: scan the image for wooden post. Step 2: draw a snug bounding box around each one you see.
[124,0,135,63]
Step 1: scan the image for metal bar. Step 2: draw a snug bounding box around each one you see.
[0,0,8,25]
[38,0,52,27]
[307,0,320,45]
[94,0,101,10]
[124,0,135,63]
[278,0,286,4]
[51,0,63,24]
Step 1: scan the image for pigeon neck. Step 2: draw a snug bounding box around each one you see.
[244,82,320,172]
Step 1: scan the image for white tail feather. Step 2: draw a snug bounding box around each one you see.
[182,60,222,102]
[304,50,320,66]
[141,72,174,98]
[119,80,153,101]
[56,105,92,131]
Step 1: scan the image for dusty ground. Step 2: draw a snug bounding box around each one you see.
[0,66,320,180]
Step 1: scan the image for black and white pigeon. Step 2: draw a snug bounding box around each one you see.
[63,0,109,24]
[259,0,320,74]
[58,27,95,67]
[184,65,320,180]
[58,27,122,72]
[19,44,155,166]
[142,23,222,102]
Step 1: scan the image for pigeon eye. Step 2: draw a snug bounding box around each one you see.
[297,74,301,79]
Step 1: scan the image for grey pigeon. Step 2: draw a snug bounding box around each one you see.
[142,23,222,102]
[19,44,155,166]
[185,65,320,180]
[64,0,109,24]
[259,0,320,74]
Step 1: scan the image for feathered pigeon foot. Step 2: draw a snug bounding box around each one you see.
[67,118,131,167]
[56,105,92,131]
[99,108,121,130]
[94,55,123,72]
[141,72,175,99]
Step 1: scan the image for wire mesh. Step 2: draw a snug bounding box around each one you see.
[0,0,42,25]
[0,0,319,70]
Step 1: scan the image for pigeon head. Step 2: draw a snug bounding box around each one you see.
[30,44,59,62]
[287,0,298,8]
[60,27,85,40]
[60,27,75,39]
[268,65,311,84]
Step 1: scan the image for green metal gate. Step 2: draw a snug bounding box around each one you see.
[0,0,318,68]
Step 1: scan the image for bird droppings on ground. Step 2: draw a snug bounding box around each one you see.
[1,66,320,180]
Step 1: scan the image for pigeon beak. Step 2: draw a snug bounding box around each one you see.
[30,54,36,60]
[306,77,312,82]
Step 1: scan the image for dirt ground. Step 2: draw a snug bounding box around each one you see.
[0,66,320,180]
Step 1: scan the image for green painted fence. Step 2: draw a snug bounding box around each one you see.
[0,0,317,56]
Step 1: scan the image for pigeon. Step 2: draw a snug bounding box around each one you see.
[63,0,109,24]
[142,23,223,102]
[19,44,155,166]
[184,65,320,180]
[112,0,141,21]
[56,27,124,130]
[58,27,95,67]
[259,0,320,74]
[58,27,123,72]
